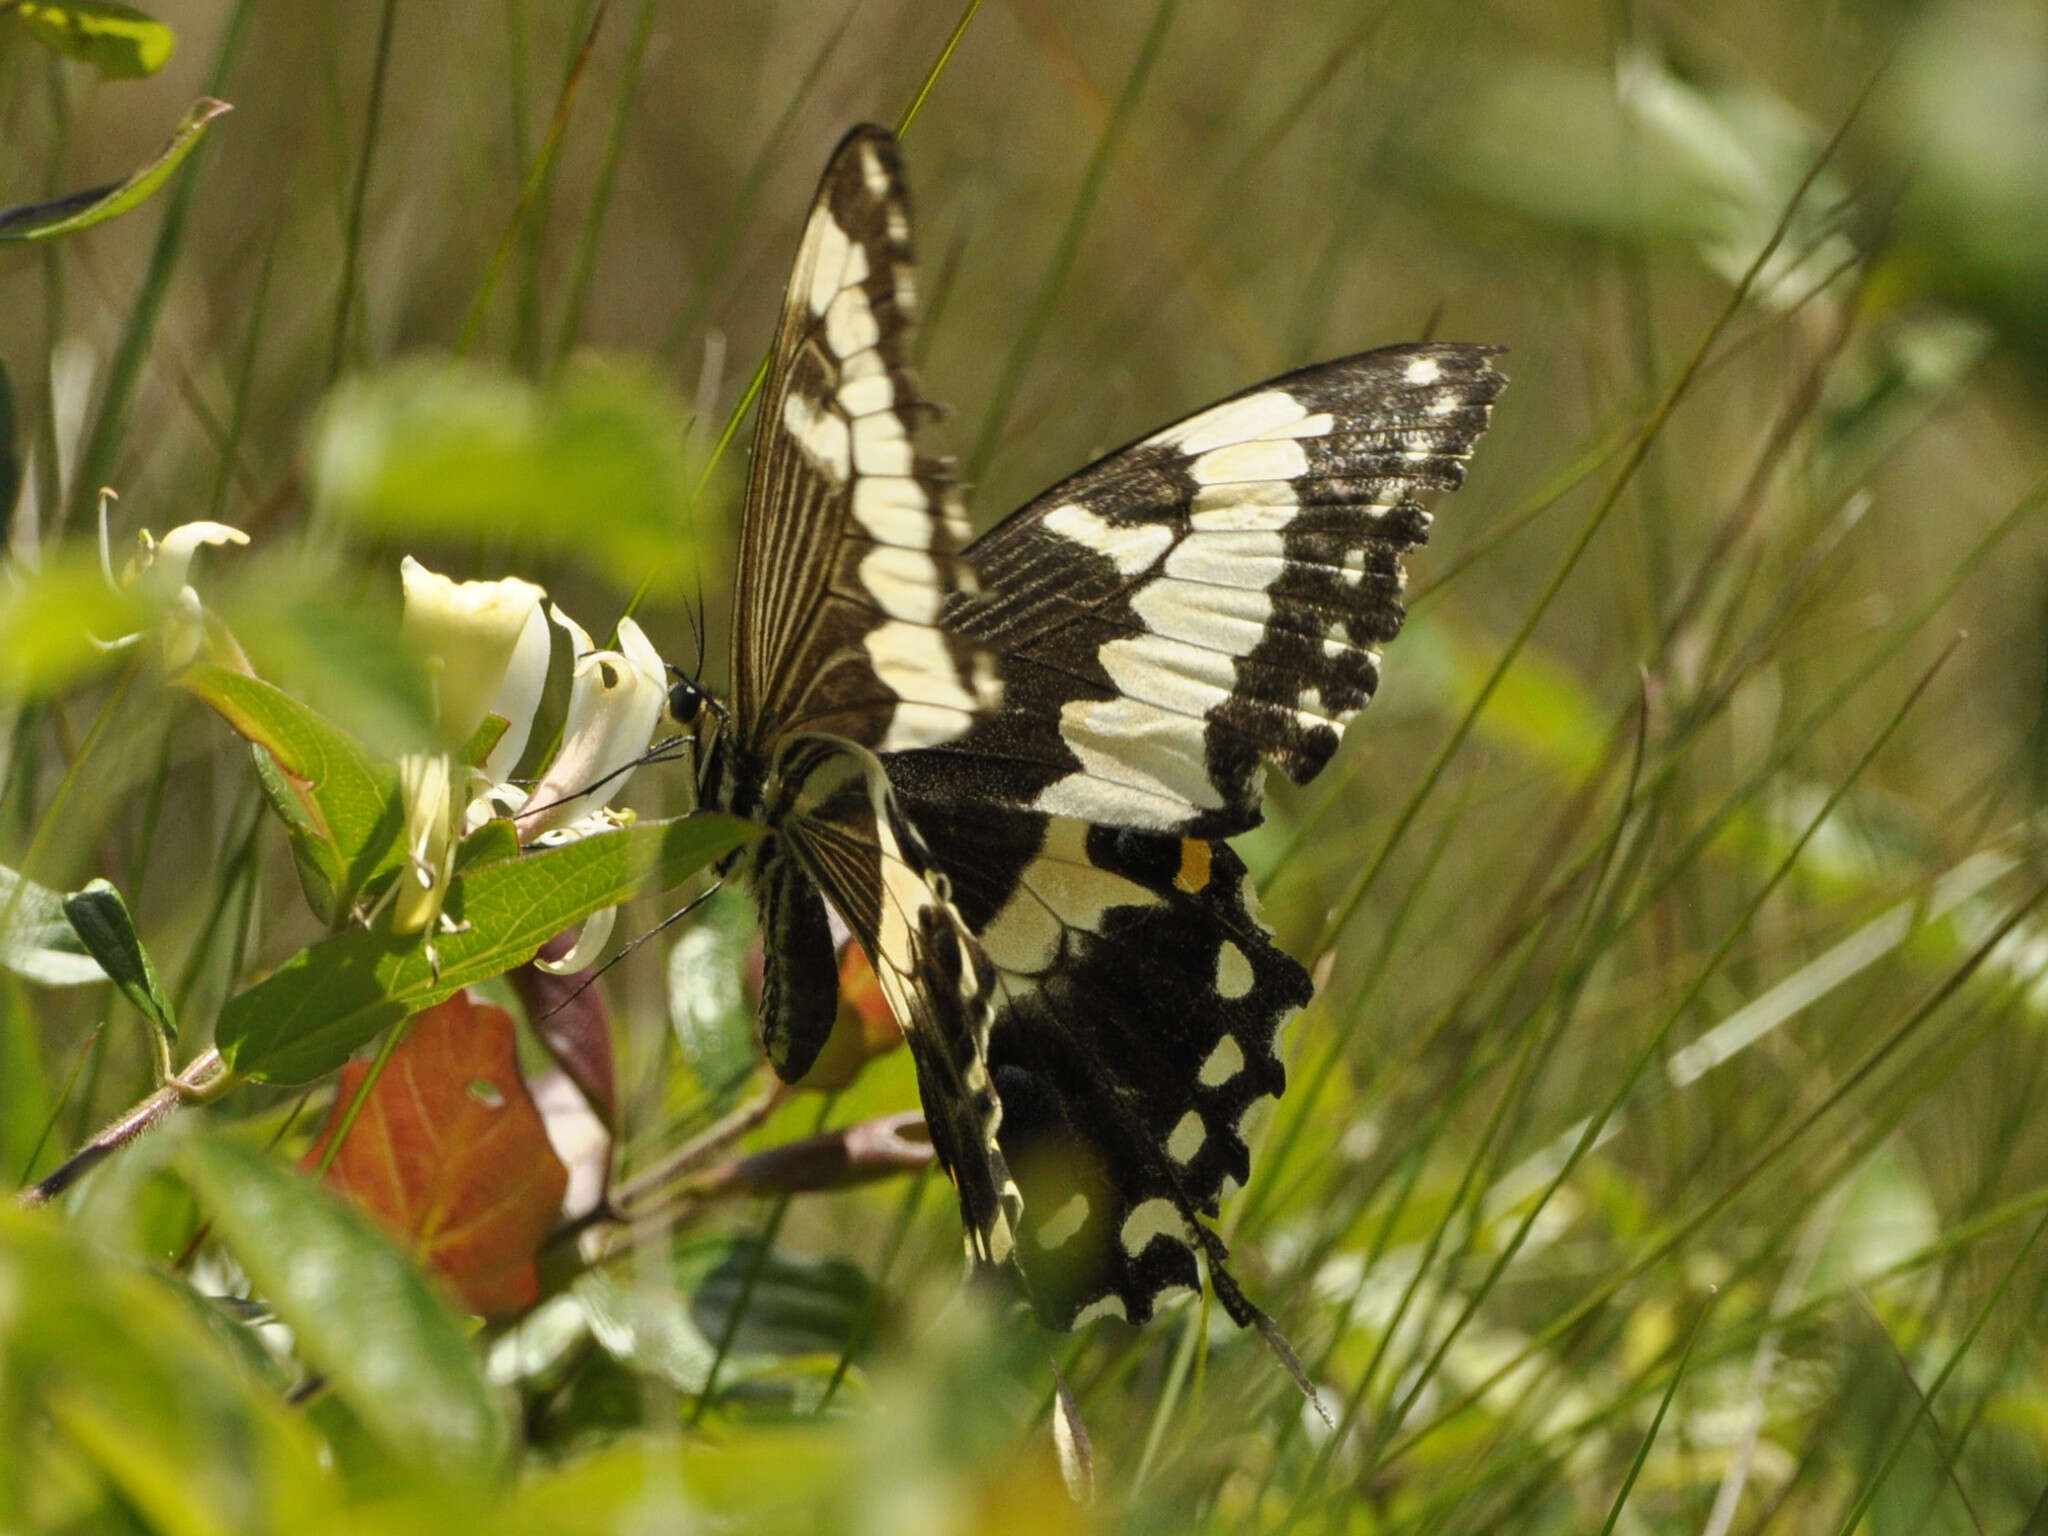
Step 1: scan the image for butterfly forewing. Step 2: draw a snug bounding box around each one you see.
[884,345,1506,838]
[730,125,997,759]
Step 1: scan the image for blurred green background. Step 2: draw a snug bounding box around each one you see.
[3,0,2048,1531]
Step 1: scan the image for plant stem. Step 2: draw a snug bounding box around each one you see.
[17,1047,229,1207]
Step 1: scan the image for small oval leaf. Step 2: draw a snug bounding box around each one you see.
[176,1136,514,1484]
[0,98,228,243]
[14,1,176,78]
[62,878,175,1041]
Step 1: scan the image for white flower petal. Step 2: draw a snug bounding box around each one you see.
[516,612,667,839]
[401,556,546,748]
[481,600,552,781]
[537,906,616,974]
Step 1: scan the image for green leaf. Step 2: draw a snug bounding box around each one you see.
[218,813,758,1083]
[0,553,146,697]
[0,97,228,243]
[307,354,700,592]
[175,1137,513,1485]
[13,1,176,78]
[61,878,175,1042]
[0,862,105,985]
[180,663,403,923]
[0,1204,332,1528]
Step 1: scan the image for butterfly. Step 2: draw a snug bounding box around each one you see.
[670,124,1504,1333]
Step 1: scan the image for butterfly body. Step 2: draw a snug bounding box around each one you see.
[688,125,1503,1329]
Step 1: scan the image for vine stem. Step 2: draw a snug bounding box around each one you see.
[17,1048,232,1208]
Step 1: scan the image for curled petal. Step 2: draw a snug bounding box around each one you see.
[123,521,249,600]
[536,906,616,975]
[480,600,552,781]
[400,556,546,748]
[515,609,666,840]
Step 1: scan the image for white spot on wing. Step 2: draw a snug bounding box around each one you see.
[979,882,1062,973]
[850,477,931,548]
[1026,819,1155,933]
[1040,696,1224,818]
[1404,355,1442,384]
[1119,1197,1183,1257]
[1215,941,1254,999]
[851,409,914,475]
[825,286,881,360]
[1035,1192,1090,1250]
[1167,1110,1206,1164]
[1198,1035,1244,1087]
[866,621,979,751]
[781,392,850,482]
[1072,1295,1127,1327]
[1131,574,1273,649]
[860,141,890,197]
[1190,438,1309,486]
[1188,482,1300,531]
[1098,631,1234,719]
[837,370,895,419]
[857,544,942,623]
[803,208,852,316]
[1042,501,1173,575]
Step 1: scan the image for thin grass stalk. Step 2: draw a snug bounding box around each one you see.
[551,0,659,374]
[1388,863,2048,1472]
[1311,59,1889,961]
[1355,638,1952,1487]
[1831,1201,2048,1533]
[457,2,605,359]
[327,0,398,383]
[963,0,1179,485]
[205,233,276,525]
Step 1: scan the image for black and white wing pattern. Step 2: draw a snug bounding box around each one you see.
[717,124,1505,1335]
[750,733,1021,1270]
[884,345,1505,838]
[728,125,998,762]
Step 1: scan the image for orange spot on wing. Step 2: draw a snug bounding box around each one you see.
[1174,839,1212,894]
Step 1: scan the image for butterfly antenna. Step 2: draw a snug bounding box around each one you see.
[513,733,699,823]
[533,877,726,1024]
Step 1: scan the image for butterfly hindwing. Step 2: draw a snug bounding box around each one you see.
[904,796,1308,1325]
[884,345,1505,838]
[761,733,1023,1268]
[731,125,998,758]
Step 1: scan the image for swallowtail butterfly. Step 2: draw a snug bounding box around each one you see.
[674,125,1504,1333]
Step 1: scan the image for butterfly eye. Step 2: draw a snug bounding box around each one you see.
[667,674,705,724]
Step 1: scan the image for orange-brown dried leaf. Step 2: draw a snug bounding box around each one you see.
[304,990,568,1317]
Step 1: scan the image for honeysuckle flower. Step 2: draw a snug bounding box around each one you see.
[399,557,547,751]
[100,508,251,670]
[389,558,669,981]
[122,519,251,604]
[514,608,667,843]
[394,749,459,937]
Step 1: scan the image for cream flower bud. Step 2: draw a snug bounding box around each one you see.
[394,749,458,934]
[515,610,666,841]
[399,557,546,749]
